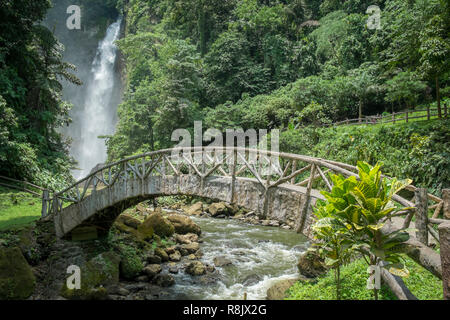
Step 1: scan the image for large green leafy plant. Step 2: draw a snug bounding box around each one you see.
[312,161,412,299]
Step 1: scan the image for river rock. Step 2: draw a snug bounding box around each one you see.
[185,202,203,215]
[154,273,175,287]
[135,275,149,282]
[266,278,298,300]
[205,264,216,273]
[138,208,174,238]
[169,251,181,262]
[297,250,327,278]
[182,242,200,254]
[213,256,233,267]
[147,254,162,264]
[168,265,179,274]
[187,254,197,260]
[165,246,176,255]
[208,202,228,217]
[166,214,201,235]
[154,248,169,262]
[123,283,147,292]
[175,233,199,244]
[116,214,142,229]
[185,261,206,276]
[176,245,189,256]
[243,274,262,286]
[194,273,220,285]
[144,264,162,278]
[0,247,36,299]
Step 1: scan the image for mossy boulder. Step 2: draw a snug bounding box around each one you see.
[208,202,228,217]
[185,202,203,215]
[60,251,121,300]
[117,245,144,280]
[18,226,40,265]
[154,247,169,262]
[138,208,174,238]
[0,246,36,299]
[185,261,206,276]
[297,250,328,278]
[266,278,299,300]
[116,214,142,229]
[166,214,201,235]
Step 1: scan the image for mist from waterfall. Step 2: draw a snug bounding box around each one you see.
[74,18,122,179]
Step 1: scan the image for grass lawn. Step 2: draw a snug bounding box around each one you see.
[0,186,42,231]
[285,256,443,300]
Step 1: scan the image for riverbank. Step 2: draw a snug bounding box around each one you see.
[0,197,309,300]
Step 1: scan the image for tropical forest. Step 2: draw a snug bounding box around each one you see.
[0,0,449,304]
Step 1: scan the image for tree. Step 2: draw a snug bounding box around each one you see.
[418,13,450,118]
[0,0,80,187]
[311,206,354,300]
[349,66,379,121]
[385,72,427,112]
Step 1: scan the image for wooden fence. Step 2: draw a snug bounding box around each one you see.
[0,176,52,218]
[295,105,448,129]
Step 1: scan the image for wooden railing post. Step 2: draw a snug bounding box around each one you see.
[392,112,396,124]
[296,164,316,234]
[405,110,409,123]
[229,148,237,204]
[41,189,49,217]
[427,106,430,120]
[443,189,450,219]
[415,188,429,245]
[438,221,450,300]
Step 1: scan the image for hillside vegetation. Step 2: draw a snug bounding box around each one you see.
[107,0,449,163]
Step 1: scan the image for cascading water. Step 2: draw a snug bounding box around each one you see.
[158,214,309,300]
[75,18,122,179]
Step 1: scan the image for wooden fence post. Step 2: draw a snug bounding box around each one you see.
[443,189,450,220]
[427,106,430,120]
[405,110,409,123]
[415,188,429,245]
[296,164,316,234]
[392,112,395,124]
[41,189,49,217]
[438,221,450,300]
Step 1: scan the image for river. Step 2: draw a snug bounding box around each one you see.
[162,216,309,300]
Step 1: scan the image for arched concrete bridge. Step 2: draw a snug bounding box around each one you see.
[48,147,437,239]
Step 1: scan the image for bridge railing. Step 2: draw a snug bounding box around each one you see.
[49,147,444,234]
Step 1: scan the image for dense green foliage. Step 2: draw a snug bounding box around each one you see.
[108,0,449,161]
[312,162,412,299]
[280,119,450,194]
[285,256,442,300]
[0,0,83,189]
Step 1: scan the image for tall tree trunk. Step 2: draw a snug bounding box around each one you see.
[436,76,441,118]
[198,1,207,57]
[359,100,362,122]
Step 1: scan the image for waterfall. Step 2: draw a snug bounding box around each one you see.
[75,18,122,179]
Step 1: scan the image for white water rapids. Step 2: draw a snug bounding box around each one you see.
[161,216,309,300]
